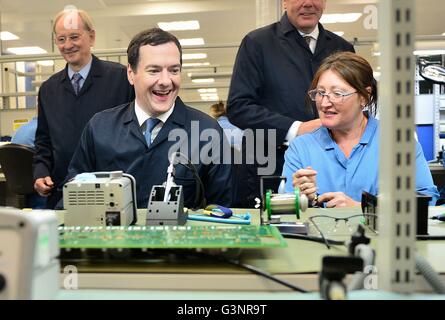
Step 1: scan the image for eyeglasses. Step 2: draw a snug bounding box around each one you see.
[55,33,84,45]
[307,213,377,249]
[308,89,357,103]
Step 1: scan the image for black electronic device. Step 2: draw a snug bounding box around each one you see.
[361,191,430,235]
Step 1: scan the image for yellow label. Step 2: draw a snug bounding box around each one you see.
[13,119,30,131]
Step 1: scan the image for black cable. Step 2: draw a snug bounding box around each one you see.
[176,162,204,209]
[183,251,308,293]
[417,235,445,240]
[223,258,308,293]
[173,152,206,209]
[281,233,346,246]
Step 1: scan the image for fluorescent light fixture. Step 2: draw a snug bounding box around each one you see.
[182,53,207,60]
[183,62,211,67]
[320,13,362,24]
[374,49,445,57]
[333,31,345,37]
[372,51,381,56]
[6,46,47,55]
[192,78,215,83]
[200,93,219,97]
[158,20,200,31]
[180,38,205,46]
[198,88,217,93]
[413,50,445,56]
[0,31,19,41]
[201,95,219,101]
[37,60,54,67]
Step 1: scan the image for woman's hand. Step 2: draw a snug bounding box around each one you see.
[292,166,317,201]
[318,192,360,208]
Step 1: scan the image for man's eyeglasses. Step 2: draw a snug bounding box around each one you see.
[55,33,84,45]
[308,89,357,103]
[307,213,377,249]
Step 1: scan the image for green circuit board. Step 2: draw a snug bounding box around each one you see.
[59,225,287,249]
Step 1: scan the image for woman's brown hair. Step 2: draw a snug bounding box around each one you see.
[209,101,226,118]
[310,51,378,116]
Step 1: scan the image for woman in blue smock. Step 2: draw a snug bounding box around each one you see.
[282,52,439,207]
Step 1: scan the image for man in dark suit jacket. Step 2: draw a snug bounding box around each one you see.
[66,28,233,209]
[227,0,355,207]
[33,9,134,208]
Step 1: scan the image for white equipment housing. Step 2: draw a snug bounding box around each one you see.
[0,208,59,300]
[63,171,137,226]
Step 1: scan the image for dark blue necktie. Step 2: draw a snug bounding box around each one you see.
[72,73,82,95]
[144,118,161,146]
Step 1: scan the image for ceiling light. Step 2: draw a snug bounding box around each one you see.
[201,95,219,101]
[182,53,207,60]
[183,62,211,67]
[6,46,47,55]
[200,93,219,97]
[198,88,217,93]
[442,32,445,36]
[180,38,205,46]
[413,50,445,56]
[333,31,345,37]
[37,60,54,67]
[320,13,362,24]
[0,31,19,41]
[192,78,215,83]
[158,20,200,31]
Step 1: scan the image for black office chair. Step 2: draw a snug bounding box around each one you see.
[0,143,39,208]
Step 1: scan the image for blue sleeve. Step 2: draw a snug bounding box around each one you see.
[11,122,36,148]
[282,139,305,193]
[415,142,439,205]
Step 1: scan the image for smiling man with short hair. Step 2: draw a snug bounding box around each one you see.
[66,28,233,209]
[33,8,134,208]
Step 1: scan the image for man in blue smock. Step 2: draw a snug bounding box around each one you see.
[66,28,233,209]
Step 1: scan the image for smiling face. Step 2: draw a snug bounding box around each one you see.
[316,69,367,132]
[54,12,95,71]
[284,0,326,33]
[127,42,181,116]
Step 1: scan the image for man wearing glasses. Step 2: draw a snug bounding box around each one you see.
[33,8,134,208]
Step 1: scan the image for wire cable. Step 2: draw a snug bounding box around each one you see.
[281,233,346,246]
[171,152,206,209]
[223,258,308,293]
[184,251,308,293]
[416,253,445,294]
[417,235,445,240]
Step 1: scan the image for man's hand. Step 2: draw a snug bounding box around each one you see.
[297,119,322,136]
[34,176,54,197]
[292,166,317,201]
[318,192,360,208]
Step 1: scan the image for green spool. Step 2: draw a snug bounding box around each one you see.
[294,188,300,220]
[266,190,272,220]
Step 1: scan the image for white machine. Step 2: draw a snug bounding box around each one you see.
[63,171,137,226]
[0,207,59,300]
